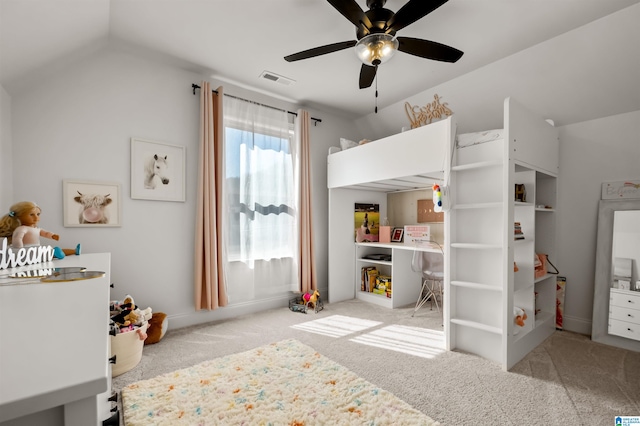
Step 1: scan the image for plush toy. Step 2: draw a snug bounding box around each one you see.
[137,307,153,322]
[144,312,168,345]
[0,201,80,257]
[514,306,528,327]
[110,294,138,328]
[111,309,134,327]
[124,309,139,326]
[136,327,148,341]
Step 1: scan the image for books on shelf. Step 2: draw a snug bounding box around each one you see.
[361,267,378,292]
[514,222,525,240]
[375,275,392,292]
[360,267,392,296]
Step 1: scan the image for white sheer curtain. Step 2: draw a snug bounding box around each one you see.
[223,96,299,301]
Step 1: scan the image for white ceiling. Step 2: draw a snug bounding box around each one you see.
[1,0,639,121]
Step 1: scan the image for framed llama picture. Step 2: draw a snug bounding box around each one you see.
[131,138,186,202]
[63,180,122,227]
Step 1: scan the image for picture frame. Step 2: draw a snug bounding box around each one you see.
[391,227,404,243]
[63,180,122,227]
[130,138,186,202]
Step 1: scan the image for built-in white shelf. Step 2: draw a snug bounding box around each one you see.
[450,318,503,335]
[451,159,502,172]
[453,202,503,210]
[450,243,502,250]
[451,280,503,292]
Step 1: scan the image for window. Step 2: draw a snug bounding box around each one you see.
[223,102,297,264]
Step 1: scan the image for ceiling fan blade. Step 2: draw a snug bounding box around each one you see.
[359,64,377,89]
[326,0,373,30]
[284,40,357,62]
[397,37,463,63]
[386,0,449,33]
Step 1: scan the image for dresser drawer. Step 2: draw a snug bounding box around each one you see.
[610,289,640,310]
[609,305,640,324]
[608,319,640,341]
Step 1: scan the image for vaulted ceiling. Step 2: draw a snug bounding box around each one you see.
[1,0,638,121]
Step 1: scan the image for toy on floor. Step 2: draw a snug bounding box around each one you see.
[302,290,320,310]
[144,312,168,345]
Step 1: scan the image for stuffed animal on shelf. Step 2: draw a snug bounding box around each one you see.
[513,306,527,334]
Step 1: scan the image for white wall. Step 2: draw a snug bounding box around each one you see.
[557,111,640,334]
[10,43,356,329]
[0,85,12,207]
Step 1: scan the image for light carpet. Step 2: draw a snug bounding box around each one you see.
[121,338,439,425]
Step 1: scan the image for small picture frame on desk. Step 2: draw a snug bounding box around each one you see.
[391,227,404,243]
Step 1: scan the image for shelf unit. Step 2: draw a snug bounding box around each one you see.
[447,97,559,370]
[355,242,441,309]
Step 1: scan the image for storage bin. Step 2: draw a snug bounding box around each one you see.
[110,322,148,377]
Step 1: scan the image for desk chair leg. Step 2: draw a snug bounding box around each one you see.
[427,279,441,312]
[412,279,439,316]
[430,280,443,312]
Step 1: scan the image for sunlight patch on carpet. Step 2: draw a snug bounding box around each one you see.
[121,339,440,425]
[290,314,382,337]
[351,324,446,359]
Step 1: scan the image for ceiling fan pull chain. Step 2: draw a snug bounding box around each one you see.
[375,69,378,114]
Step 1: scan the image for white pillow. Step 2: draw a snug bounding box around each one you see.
[340,138,359,150]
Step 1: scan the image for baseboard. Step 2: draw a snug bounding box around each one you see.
[167,286,329,331]
[559,314,592,336]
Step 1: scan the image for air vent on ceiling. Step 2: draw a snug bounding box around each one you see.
[259,71,295,86]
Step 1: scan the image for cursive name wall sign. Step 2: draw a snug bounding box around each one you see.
[405,94,453,129]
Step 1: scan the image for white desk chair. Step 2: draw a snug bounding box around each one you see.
[411,249,444,316]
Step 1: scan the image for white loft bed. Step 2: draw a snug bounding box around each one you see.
[327,97,559,370]
[327,116,453,192]
[327,116,455,304]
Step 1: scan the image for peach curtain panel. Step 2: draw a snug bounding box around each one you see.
[297,109,317,293]
[194,82,228,310]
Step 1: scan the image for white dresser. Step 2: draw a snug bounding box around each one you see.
[609,288,640,341]
[0,253,112,426]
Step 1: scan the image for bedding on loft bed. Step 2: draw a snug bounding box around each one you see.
[456,129,504,149]
[331,126,503,156]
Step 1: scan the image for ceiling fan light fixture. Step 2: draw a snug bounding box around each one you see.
[355,33,398,66]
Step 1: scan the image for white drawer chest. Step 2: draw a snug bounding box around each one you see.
[609,288,640,341]
[0,253,112,426]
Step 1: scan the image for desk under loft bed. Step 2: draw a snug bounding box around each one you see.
[327,97,559,371]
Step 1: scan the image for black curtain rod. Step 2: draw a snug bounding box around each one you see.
[191,84,321,125]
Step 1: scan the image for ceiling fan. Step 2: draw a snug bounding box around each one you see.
[284,0,464,89]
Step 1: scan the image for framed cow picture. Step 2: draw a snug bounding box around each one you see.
[63,180,122,227]
[130,138,186,202]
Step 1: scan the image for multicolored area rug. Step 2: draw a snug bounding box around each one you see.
[122,338,439,425]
